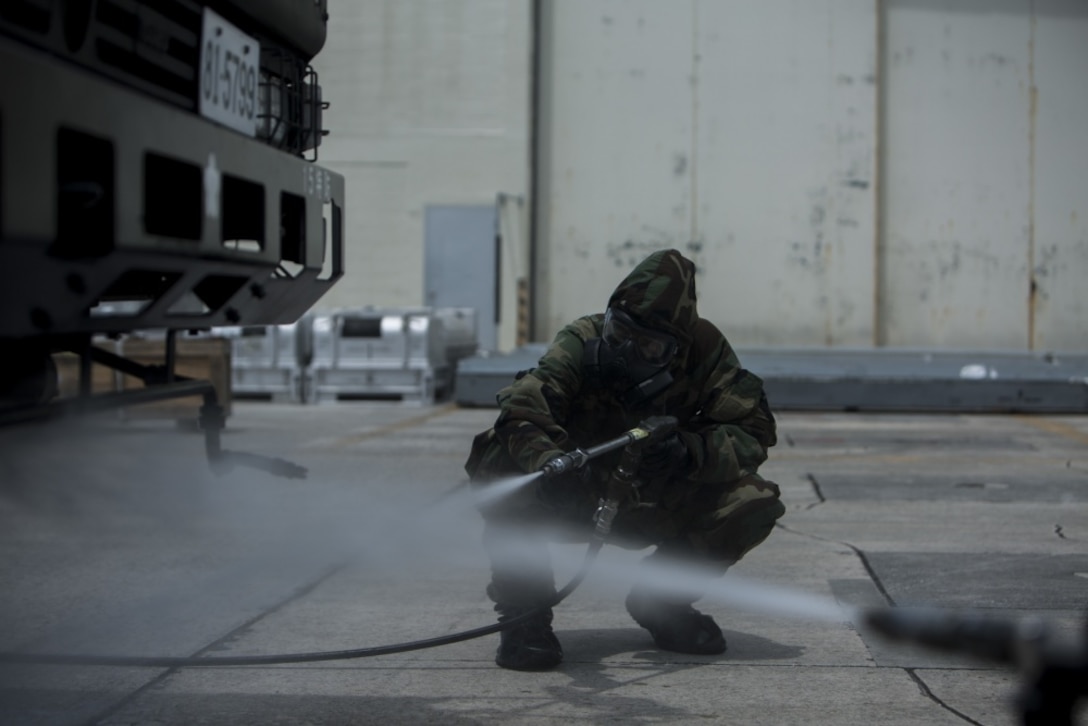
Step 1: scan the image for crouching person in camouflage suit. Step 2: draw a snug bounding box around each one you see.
[464,249,785,671]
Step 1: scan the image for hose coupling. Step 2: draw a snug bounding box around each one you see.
[593,497,619,539]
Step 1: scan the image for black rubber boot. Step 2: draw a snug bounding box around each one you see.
[625,590,726,655]
[495,605,563,671]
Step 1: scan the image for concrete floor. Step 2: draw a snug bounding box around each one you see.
[0,401,1085,725]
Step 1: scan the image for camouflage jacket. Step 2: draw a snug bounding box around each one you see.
[465,249,777,491]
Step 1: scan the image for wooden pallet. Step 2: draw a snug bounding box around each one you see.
[52,337,232,422]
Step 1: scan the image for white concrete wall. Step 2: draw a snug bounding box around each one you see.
[310,0,532,349]
[882,0,1088,352]
[537,0,879,345]
[537,0,1087,351]
[1031,0,1088,352]
[882,0,1032,348]
[696,0,878,347]
[309,0,1087,353]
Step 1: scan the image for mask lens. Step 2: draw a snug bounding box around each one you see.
[603,309,675,365]
[636,334,671,364]
[602,311,630,347]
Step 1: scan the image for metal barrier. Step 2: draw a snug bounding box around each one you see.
[219,317,312,402]
[216,307,480,405]
[433,307,480,364]
[305,308,453,405]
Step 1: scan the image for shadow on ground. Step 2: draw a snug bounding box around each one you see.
[560,626,805,664]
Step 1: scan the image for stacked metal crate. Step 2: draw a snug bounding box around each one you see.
[433,307,480,364]
[307,307,453,405]
[219,318,311,402]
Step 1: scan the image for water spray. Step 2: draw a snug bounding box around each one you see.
[0,417,679,669]
[13,409,1078,726]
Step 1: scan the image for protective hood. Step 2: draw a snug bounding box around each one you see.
[606,249,698,347]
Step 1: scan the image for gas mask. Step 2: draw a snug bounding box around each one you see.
[583,308,678,408]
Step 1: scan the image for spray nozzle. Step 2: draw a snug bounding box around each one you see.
[540,449,590,478]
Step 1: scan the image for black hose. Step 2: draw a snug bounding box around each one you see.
[0,541,604,668]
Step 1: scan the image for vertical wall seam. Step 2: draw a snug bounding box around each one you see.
[1027,0,1037,351]
[827,3,836,347]
[873,0,885,347]
[527,0,542,341]
[690,0,700,245]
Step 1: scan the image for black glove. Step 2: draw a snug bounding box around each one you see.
[639,433,691,480]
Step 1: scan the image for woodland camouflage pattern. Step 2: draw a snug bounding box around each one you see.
[466,248,777,495]
[467,248,785,605]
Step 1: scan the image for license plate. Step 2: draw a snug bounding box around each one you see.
[199,7,260,136]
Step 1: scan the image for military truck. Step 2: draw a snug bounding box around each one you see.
[0,0,344,431]
[0,1,345,478]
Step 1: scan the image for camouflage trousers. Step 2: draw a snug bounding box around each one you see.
[472,470,786,608]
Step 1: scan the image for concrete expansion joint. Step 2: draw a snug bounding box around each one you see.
[773,522,896,607]
[804,472,826,510]
[81,564,346,724]
[774,523,994,726]
[905,668,987,726]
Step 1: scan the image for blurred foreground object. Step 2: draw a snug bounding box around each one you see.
[864,606,1088,726]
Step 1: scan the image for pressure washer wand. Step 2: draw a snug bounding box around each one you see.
[539,416,679,541]
[539,415,679,479]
